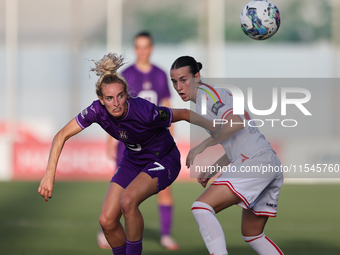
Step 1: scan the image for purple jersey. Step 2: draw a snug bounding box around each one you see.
[76,97,175,164]
[122,64,171,106]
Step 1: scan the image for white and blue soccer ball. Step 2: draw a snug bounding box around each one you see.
[240,0,281,40]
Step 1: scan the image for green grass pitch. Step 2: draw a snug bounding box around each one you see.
[0,181,340,254]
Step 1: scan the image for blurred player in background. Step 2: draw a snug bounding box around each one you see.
[38,53,216,255]
[97,31,179,251]
[170,56,284,255]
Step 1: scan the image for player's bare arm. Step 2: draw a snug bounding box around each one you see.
[204,114,244,147]
[38,118,82,202]
[170,108,216,133]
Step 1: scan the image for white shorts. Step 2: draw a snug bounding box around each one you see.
[211,149,284,217]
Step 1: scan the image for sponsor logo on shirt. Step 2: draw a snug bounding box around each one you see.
[241,154,249,163]
[125,143,142,151]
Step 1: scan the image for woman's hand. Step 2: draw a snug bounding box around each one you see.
[186,143,206,168]
[197,171,212,188]
[197,155,231,188]
[38,171,55,202]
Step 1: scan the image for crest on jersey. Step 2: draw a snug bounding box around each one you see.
[119,130,128,140]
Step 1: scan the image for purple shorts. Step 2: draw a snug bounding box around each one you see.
[111,145,181,192]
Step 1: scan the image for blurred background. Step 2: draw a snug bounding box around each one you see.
[1,1,340,255]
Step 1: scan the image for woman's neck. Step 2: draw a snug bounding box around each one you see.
[191,85,199,104]
[135,61,152,73]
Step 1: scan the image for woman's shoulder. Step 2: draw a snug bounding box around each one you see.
[199,83,232,98]
[122,64,135,75]
[88,100,104,112]
[151,64,166,75]
[77,100,106,127]
[82,100,108,120]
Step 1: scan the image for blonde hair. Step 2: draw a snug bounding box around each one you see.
[89,53,128,97]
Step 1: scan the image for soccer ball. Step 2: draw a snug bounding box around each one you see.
[240,0,280,40]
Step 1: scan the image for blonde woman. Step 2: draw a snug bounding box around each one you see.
[38,53,215,255]
[99,31,179,250]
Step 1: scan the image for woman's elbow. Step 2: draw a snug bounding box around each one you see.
[54,129,70,143]
[172,108,190,123]
[183,109,190,121]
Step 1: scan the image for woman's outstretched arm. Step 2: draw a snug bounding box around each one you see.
[170,108,216,133]
[38,118,83,202]
[186,114,244,166]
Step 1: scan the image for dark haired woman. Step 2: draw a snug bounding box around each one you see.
[170,56,284,255]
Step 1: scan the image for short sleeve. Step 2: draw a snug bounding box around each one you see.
[148,105,173,129]
[75,102,98,129]
[216,89,234,120]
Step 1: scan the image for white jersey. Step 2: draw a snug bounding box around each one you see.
[195,83,272,162]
